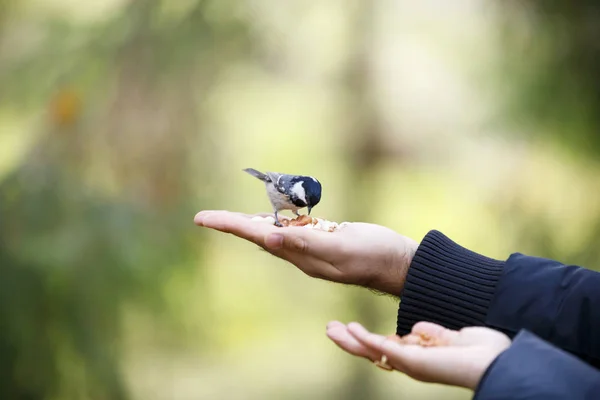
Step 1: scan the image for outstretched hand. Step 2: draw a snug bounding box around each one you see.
[326,321,511,390]
[194,211,418,296]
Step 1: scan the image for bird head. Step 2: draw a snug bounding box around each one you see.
[286,175,323,214]
[303,177,322,215]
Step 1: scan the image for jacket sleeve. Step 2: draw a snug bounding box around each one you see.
[396,230,600,369]
[473,329,600,400]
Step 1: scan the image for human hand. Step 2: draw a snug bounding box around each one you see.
[194,211,418,295]
[326,321,511,390]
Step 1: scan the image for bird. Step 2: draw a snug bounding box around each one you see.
[243,168,322,227]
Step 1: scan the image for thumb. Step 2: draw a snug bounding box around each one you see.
[411,322,460,345]
[265,232,307,253]
[264,227,336,256]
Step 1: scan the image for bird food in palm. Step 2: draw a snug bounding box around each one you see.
[386,332,446,347]
[251,214,348,232]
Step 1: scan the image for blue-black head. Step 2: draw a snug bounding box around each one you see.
[304,177,322,214]
[288,176,321,214]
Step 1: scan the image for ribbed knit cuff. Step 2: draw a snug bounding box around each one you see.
[396,230,505,335]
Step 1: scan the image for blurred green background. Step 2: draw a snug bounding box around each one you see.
[1,1,600,399]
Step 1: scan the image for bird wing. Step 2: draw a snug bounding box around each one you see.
[266,172,289,195]
[244,168,270,182]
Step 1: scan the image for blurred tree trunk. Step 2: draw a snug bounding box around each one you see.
[338,1,403,398]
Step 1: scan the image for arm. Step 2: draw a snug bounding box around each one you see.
[193,211,600,369]
[396,230,600,368]
[474,329,600,400]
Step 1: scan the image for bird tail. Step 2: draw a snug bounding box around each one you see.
[243,168,270,182]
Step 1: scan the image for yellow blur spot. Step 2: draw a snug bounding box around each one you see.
[50,88,81,127]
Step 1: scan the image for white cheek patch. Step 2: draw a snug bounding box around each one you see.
[291,181,307,204]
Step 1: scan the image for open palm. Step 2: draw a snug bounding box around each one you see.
[194,211,418,295]
[326,321,511,390]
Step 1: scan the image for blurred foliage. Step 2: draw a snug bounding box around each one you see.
[486,1,600,266]
[0,0,250,398]
[493,1,600,158]
[1,1,600,400]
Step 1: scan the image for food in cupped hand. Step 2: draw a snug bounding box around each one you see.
[386,332,446,347]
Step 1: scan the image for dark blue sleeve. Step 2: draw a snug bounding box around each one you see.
[396,230,600,369]
[474,330,600,400]
[487,252,600,368]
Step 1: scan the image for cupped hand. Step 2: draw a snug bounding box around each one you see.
[326,321,511,390]
[194,210,418,296]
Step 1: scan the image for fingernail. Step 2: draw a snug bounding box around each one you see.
[265,233,284,249]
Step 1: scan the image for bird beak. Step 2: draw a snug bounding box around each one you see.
[307,206,312,215]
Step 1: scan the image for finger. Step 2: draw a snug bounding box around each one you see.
[326,320,346,330]
[347,323,481,388]
[195,211,346,281]
[411,322,459,345]
[346,323,402,355]
[195,211,320,248]
[345,322,422,374]
[194,211,278,244]
[194,210,289,225]
[454,326,512,348]
[195,210,244,223]
[196,211,342,260]
[195,211,345,281]
[326,322,380,361]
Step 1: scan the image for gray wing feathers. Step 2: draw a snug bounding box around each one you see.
[244,169,289,196]
[268,172,291,194]
[243,168,270,182]
[266,172,283,187]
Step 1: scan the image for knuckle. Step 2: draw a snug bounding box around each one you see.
[289,236,307,253]
[304,269,325,280]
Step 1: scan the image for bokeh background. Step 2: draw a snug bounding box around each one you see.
[1,0,600,399]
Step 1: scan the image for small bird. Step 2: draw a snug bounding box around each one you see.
[244,168,322,226]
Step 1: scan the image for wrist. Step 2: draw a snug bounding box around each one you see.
[395,230,505,334]
[370,235,418,296]
[468,347,509,390]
